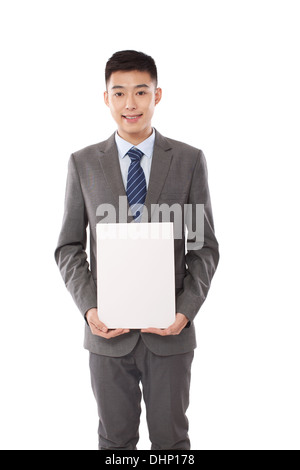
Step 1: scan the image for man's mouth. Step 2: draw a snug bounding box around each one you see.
[122,114,143,122]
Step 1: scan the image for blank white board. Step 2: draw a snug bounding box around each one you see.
[96,222,176,329]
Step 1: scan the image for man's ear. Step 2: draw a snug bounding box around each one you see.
[155,87,162,106]
[104,91,109,107]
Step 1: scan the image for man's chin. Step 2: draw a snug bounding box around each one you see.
[118,123,152,140]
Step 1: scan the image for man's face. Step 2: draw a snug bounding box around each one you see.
[104,70,162,144]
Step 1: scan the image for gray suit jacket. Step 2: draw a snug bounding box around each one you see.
[55,129,219,357]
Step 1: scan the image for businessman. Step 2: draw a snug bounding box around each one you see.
[55,50,219,450]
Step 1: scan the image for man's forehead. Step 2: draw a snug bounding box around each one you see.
[107,70,155,89]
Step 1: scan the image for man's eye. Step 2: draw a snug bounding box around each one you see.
[115,92,124,97]
[137,91,146,95]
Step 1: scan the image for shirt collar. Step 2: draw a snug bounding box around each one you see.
[115,128,155,159]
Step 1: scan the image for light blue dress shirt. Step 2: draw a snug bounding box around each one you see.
[115,128,156,190]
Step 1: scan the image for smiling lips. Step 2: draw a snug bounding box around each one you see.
[122,114,143,123]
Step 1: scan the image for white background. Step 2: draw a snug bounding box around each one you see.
[0,0,299,450]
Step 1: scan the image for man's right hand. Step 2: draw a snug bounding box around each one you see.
[85,308,130,339]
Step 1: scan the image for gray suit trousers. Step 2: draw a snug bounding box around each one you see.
[89,336,194,450]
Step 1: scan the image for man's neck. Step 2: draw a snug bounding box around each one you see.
[117,127,153,146]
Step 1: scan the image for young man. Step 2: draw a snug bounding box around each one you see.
[55,50,219,450]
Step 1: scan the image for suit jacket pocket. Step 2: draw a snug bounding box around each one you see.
[159,192,187,203]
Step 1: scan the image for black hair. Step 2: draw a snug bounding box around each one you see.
[105,50,158,88]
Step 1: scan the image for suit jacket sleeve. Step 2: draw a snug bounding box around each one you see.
[176,150,219,322]
[54,154,97,317]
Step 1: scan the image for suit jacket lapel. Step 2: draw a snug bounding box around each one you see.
[97,133,126,200]
[142,129,173,222]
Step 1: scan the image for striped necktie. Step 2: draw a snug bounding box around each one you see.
[126,147,147,222]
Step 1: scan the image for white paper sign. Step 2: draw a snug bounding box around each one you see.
[96,222,176,329]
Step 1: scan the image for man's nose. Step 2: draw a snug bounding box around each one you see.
[125,94,137,110]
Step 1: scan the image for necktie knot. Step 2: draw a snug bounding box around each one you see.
[127,147,144,162]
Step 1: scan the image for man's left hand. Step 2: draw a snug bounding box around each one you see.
[141,313,189,336]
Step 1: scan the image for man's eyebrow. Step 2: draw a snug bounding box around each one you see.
[110,84,150,90]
